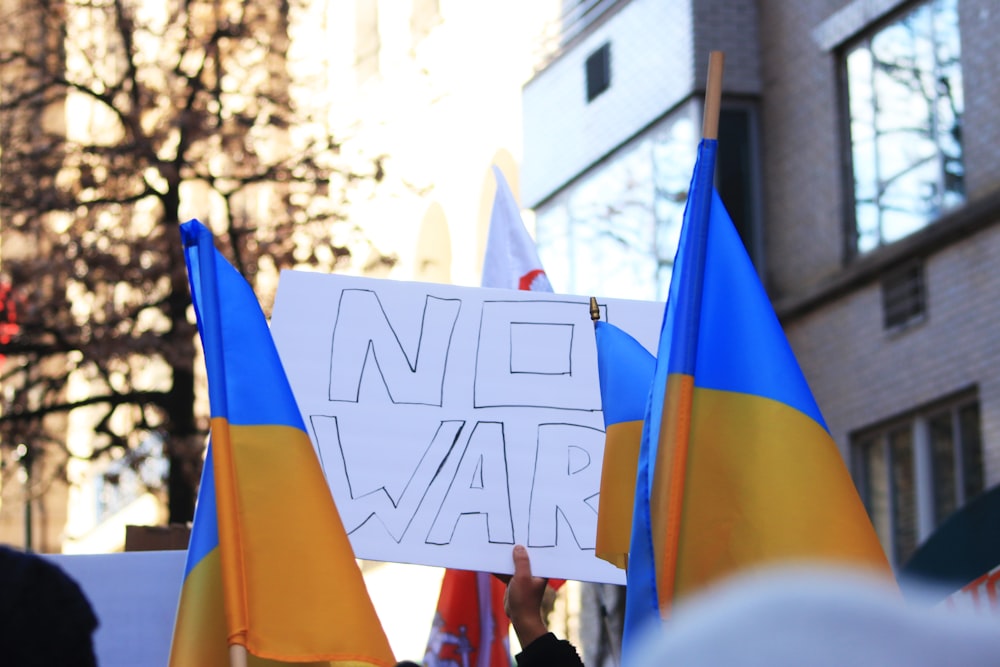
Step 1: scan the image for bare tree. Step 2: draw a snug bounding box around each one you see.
[0,0,392,526]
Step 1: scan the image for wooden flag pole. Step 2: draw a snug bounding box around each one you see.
[702,51,725,141]
[657,51,726,613]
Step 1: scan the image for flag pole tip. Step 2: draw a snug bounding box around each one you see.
[702,51,725,140]
[590,297,600,322]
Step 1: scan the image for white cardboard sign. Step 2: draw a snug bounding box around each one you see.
[270,271,664,584]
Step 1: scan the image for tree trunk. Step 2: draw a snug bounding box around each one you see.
[166,363,198,524]
[164,192,200,524]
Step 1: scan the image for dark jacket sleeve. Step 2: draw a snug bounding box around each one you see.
[515,632,585,667]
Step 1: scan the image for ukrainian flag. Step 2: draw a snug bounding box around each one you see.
[594,320,655,570]
[623,140,893,654]
[170,441,229,665]
[169,220,395,666]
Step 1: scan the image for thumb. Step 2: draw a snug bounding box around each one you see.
[512,544,532,579]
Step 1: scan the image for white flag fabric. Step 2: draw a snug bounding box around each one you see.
[481,166,553,292]
[425,165,553,667]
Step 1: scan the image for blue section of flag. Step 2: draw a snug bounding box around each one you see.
[692,189,826,430]
[622,140,717,662]
[595,321,656,426]
[180,220,305,430]
[622,140,841,664]
[663,141,717,379]
[182,442,218,578]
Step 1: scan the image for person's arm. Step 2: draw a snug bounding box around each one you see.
[504,545,549,647]
[503,545,584,667]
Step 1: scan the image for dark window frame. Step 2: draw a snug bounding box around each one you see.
[851,389,983,568]
[717,104,764,273]
[585,42,611,103]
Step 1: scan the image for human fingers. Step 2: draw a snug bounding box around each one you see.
[512,544,532,580]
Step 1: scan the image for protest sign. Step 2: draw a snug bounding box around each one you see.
[271,271,663,584]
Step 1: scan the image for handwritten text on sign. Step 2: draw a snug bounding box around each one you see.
[270,271,663,584]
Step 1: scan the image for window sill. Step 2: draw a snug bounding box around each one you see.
[775,187,1000,323]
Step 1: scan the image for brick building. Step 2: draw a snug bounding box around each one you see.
[522,1,1000,658]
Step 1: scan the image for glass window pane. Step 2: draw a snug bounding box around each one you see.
[859,437,893,561]
[534,205,572,288]
[933,0,964,206]
[855,203,881,253]
[959,403,984,503]
[889,427,916,565]
[535,107,697,301]
[928,412,956,525]
[844,0,964,254]
[853,394,981,571]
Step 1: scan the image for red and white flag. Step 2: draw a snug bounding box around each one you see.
[424,569,510,667]
[480,166,553,293]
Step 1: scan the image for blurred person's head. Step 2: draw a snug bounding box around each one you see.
[634,566,1000,667]
[0,545,99,667]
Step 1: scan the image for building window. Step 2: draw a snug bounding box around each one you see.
[535,101,762,301]
[881,259,926,330]
[535,104,698,301]
[853,392,983,568]
[585,43,611,102]
[355,0,380,83]
[717,107,761,266]
[843,0,964,255]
